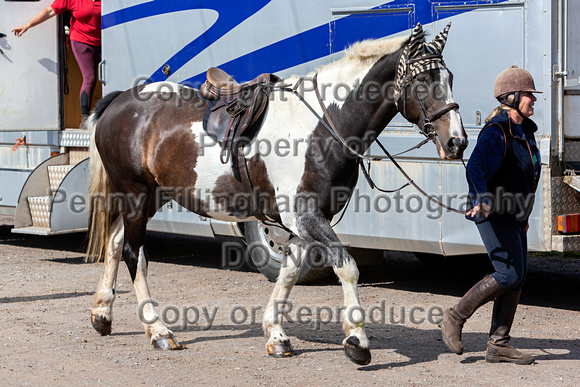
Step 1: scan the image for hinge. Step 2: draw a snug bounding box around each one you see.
[553,63,568,82]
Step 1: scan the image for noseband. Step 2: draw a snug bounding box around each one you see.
[394,51,460,139]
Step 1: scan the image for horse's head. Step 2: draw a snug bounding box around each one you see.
[394,23,467,159]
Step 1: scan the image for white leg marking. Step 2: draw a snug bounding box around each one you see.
[335,259,369,348]
[132,246,172,341]
[263,241,304,347]
[92,216,124,321]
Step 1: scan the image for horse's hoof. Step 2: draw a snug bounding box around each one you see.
[344,336,371,365]
[91,313,112,336]
[267,341,296,358]
[153,334,185,350]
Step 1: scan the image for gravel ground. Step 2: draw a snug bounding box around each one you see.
[0,215,579,386]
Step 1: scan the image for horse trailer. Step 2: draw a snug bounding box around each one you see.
[2,0,580,278]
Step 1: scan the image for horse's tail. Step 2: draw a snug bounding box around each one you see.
[86,91,124,263]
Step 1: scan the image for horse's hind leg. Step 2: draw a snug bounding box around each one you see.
[91,216,124,335]
[263,239,305,357]
[121,193,183,350]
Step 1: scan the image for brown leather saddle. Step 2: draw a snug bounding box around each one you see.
[199,67,282,223]
[200,67,281,164]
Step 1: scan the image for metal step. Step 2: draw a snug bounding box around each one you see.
[60,129,90,148]
[27,196,51,228]
[552,234,580,252]
[11,226,87,236]
[68,149,89,165]
[27,164,77,229]
[12,158,90,235]
[48,165,75,192]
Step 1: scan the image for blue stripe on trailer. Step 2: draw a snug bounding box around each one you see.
[102,0,510,85]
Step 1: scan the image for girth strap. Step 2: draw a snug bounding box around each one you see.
[232,144,281,224]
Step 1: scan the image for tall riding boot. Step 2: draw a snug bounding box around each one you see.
[440,275,503,355]
[485,291,534,364]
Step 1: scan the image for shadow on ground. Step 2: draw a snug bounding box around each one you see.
[129,320,579,370]
[1,221,579,311]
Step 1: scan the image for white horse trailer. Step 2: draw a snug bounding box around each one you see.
[3,0,580,273]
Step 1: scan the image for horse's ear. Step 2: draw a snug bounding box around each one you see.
[426,22,452,54]
[408,23,425,59]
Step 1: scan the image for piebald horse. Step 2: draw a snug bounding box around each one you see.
[87,23,467,365]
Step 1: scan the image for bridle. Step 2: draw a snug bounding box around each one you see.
[312,48,466,215]
[294,49,461,162]
[394,51,460,140]
[270,45,466,218]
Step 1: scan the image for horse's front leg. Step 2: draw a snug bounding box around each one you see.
[91,216,124,335]
[334,254,371,365]
[298,211,371,365]
[263,240,304,357]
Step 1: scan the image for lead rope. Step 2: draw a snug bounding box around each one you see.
[310,74,465,215]
[275,80,430,161]
[373,139,465,214]
[280,75,466,216]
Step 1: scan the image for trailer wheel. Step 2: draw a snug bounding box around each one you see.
[243,221,332,284]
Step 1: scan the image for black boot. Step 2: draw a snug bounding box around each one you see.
[440,275,503,355]
[485,291,534,364]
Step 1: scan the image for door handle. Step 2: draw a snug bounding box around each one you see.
[98,60,106,85]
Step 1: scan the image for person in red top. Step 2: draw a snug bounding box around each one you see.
[13,0,102,128]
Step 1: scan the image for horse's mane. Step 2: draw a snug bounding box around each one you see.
[345,35,410,63]
[315,34,411,75]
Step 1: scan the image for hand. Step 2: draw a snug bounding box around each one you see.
[12,25,29,37]
[12,7,56,37]
[466,202,490,218]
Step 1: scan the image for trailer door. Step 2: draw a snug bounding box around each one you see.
[434,1,532,254]
[0,0,61,131]
[564,0,580,139]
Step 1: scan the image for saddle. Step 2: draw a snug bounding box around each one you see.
[200,67,282,223]
[202,67,251,97]
[201,67,281,164]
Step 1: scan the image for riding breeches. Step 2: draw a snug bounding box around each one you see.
[476,221,528,291]
[71,40,102,115]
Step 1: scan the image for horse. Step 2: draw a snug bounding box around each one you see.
[86,23,467,365]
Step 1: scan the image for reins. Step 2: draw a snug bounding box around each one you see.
[274,56,466,216]
[275,76,432,161]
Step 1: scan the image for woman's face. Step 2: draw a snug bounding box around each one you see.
[518,92,537,118]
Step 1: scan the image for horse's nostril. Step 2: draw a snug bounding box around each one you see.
[449,137,466,150]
